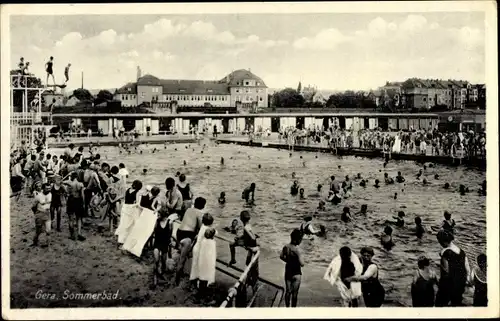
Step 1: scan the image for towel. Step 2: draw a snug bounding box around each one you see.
[122,208,157,257]
[115,204,141,244]
[323,253,363,299]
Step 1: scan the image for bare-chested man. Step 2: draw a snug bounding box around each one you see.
[83,163,102,217]
[64,172,86,241]
[31,183,52,247]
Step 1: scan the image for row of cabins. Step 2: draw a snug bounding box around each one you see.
[52,112,485,136]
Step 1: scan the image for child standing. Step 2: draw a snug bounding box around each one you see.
[194,225,217,300]
[50,175,66,232]
[152,207,172,283]
[411,256,438,307]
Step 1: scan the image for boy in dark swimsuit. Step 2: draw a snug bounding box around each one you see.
[64,63,71,84]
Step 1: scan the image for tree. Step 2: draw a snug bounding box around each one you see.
[72,88,94,102]
[94,89,114,105]
[272,88,305,107]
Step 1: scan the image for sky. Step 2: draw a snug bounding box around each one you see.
[9,11,486,92]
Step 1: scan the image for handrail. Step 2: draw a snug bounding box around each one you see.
[219,249,261,308]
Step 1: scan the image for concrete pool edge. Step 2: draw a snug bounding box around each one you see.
[216,138,486,170]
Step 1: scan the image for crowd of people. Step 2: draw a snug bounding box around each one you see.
[274,125,486,160]
[9,136,488,308]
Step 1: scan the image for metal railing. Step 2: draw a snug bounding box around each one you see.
[169,220,284,308]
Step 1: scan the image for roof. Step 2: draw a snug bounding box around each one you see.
[137,74,161,86]
[160,79,229,95]
[220,69,267,87]
[116,82,137,94]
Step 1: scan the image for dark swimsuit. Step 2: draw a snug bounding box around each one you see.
[177,184,191,201]
[473,269,487,306]
[50,185,64,208]
[361,263,385,307]
[46,61,53,74]
[153,220,171,253]
[140,194,155,210]
[284,245,302,280]
[124,188,138,204]
[435,248,467,306]
[411,270,436,307]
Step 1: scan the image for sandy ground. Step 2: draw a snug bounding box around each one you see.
[9,193,229,309]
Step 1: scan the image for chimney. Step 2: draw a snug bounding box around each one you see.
[137,66,142,80]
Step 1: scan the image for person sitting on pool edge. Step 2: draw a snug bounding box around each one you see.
[381,226,395,251]
[290,181,300,196]
[227,210,259,266]
[241,183,256,204]
[299,216,325,238]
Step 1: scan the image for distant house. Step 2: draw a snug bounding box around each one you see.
[65,96,81,107]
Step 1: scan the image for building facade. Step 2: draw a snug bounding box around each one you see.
[382,78,483,110]
[114,69,268,110]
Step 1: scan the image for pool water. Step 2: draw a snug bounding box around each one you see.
[51,140,486,307]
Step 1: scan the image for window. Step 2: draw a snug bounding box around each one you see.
[259,97,263,101]
[236,89,240,93]
[245,81,249,86]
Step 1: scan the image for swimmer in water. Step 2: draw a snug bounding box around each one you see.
[392,211,405,227]
[422,178,428,185]
[416,169,423,180]
[142,169,148,175]
[459,184,469,195]
[360,179,366,187]
[338,165,341,169]
[374,179,380,188]
[384,173,394,185]
[479,180,486,196]
[444,182,450,189]
[414,216,426,239]
[317,200,326,211]
[206,166,210,170]
[309,184,323,198]
[291,181,300,196]
[242,183,256,204]
[341,206,353,222]
[434,174,439,180]
[183,160,187,166]
[357,204,368,216]
[176,171,181,178]
[300,156,303,159]
[383,162,388,168]
[289,153,292,158]
[394,192,398,200]
[381,226,395,250]
[218,192,226,205]
[299,216,325,237]
[299,188,305,199]
[258,164,262,169]
[221,157,224,165]
[442,211,455,234]
[201,151,204,154]
[291,172,296,179]
[356,173,362,180]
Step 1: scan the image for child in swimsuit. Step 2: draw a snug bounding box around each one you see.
[414,216,426,239]
[218,192,226,205]
[442,211,455,234]
[341,206,353,223]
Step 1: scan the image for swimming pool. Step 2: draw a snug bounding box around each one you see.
[51,140,486,307]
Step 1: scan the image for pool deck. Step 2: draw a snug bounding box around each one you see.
[46,135,202,148]
[216,137,486,170]
[173,223,341,307]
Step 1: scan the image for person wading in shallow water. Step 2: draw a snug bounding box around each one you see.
[345,247,385,307]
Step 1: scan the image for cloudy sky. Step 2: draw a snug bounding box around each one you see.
[9,11,485,91]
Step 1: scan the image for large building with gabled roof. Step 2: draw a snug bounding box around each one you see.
[114,68,268,109]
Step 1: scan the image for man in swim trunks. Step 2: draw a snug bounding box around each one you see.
[175,197,206,284]
[64,172,86,241]
[241,183,256,204]
[31,183,52,247]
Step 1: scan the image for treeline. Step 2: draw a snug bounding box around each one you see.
[271,88,377,109]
